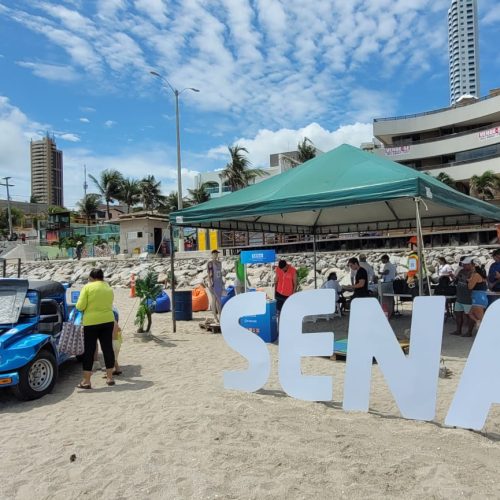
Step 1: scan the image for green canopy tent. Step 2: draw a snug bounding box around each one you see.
[168,144,500,330]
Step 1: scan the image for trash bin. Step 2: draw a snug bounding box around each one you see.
[174,290,192,321]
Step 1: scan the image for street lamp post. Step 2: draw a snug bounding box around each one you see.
[0,176,14,238]
[150,71,199,252]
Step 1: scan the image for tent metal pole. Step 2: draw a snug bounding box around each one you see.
[170,224,176,333]
[415,199,424,297]
[313,232,317,289]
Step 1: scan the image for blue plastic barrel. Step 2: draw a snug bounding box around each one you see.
[174,290,192,321]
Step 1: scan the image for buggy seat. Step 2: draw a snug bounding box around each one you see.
[39,299,63,335]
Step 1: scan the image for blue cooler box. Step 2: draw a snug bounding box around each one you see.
[240,299,278,343]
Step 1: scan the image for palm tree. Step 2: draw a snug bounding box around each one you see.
[187,183,210,204]
[220,145,267,191]
[135,270,163,333]
[140,175,162,211]
[76,194,101,226]
[469,170,500,200]
[118,178,141,213]
[88,169,124,219]
[435,172,456,188]
[297,137,316,163]
[159,191,191,214]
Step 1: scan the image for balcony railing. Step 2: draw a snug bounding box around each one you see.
[374,91,498,122]
[385,120,500,147]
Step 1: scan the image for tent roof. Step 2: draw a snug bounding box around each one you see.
[171,144,500,235]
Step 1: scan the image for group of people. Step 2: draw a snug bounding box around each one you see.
[448,249,500,336]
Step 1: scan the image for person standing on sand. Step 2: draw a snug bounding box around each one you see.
[450,257,474,337]
[75,241,83,260]
[76,268,116,389]
[274,259,297,313]
[207,249,224,323]
[467,264,488,332]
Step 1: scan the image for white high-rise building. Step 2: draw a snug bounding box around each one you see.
[448,0,480,105]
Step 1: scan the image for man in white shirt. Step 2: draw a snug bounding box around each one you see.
[380,254,397,318]
[380,254,397,282]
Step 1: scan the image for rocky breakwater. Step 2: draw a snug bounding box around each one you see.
[4,246,497,290]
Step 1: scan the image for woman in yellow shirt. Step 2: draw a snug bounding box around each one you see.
[75,268,116,389]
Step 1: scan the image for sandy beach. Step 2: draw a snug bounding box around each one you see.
[1,288,500,499]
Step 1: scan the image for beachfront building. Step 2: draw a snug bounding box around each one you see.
[448,0,480,105]
[117,211,169,255]
[30,135,64,207]
[371,89,500,188]
[192,165,281,199]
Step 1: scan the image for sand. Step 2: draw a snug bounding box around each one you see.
[1,288,500,499]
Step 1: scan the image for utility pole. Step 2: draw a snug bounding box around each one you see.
[83,164,88,198]
[0,176,14,238]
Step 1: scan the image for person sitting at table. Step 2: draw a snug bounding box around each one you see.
[321,272,342,295]
[343,258,369,309]
[437,256,454,283]
[321,272,345,312]
[467,263,488,332]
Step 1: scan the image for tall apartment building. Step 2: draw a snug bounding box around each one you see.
[30,135,64,206]
[448,0,480,105]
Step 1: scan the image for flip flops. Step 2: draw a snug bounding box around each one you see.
[106,380,115,386]
[77,382,92,390]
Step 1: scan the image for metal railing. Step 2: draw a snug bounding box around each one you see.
[385,120,500,147]
[374,92,498,122]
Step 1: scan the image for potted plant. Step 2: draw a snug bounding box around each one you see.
[135,270,163,335]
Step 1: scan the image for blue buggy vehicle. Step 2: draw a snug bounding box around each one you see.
[0,278,79,400]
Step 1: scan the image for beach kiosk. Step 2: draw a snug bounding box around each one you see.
[238,249,278,343]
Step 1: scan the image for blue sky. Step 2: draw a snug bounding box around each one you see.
[0,0,499,209]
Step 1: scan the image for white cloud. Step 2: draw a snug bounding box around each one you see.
[80,106,96,113]
[57,132,81,142]
[38,2,96,35]
[16,61,79,82]
[96,0,127,20]
[483,4,500,25]
[0,95,199,206]
[104,120,116,128]
[0,1,451,128]
[79,117,90,123]
[0,96,48,202]
[134,0,168,24]
[207,122,374,167]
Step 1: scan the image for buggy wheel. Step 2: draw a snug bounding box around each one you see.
[12,350,58,401]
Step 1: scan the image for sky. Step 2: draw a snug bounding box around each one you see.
[0,0,499,209]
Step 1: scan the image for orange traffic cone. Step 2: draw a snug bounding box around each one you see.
[130,272,136,298]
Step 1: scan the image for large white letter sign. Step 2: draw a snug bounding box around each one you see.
[221,292,270,392]
[445,299,500,430]
[343,296,445,420]
[279,289,335,401]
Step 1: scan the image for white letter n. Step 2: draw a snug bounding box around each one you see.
[343,297,445,421]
